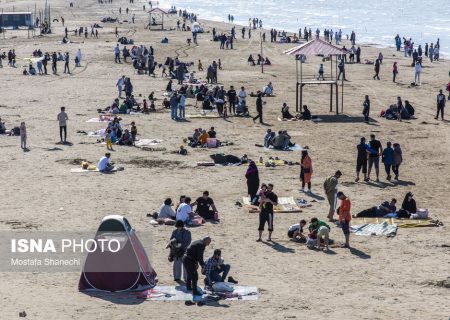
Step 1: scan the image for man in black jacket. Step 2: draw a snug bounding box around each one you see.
[182,237,211,296]
[253,93,264,124]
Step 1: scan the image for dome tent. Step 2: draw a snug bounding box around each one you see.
[78,215,157,292]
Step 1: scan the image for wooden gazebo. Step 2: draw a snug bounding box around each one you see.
[284,39,345,114]
[147,8,167,31]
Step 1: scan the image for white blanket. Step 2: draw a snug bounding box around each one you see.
[351,222,398,236]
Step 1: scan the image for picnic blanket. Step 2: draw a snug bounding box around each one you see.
[87,129,106,137]
[350,222,398,236]
[263,145,305,151]
[351,217,438,228]
[243,196,302,213]
[277,117,323,122]
[256,159,285,167]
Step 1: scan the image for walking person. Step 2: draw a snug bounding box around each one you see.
[169,220,191,282]
[20,122,27,150]
[178,93,186,120]
[337,59,346,80]
[257,183,278,242]
[116,75,125,98]
[323,171,342,221]
[362,95,370,123]
[114,44,121,63]
[382,142,394,181]
[436,89,446,120]
[252,93,264,124]
[182,237,211,296]
[392,143,403,180]
[337,192,351,248]
[392,62,398,82]
[414,61,422,85]
[57,107,69,143]
[170,92,178,120]
[245,161,260,203]
[300,150,313,193]
[373,59,380,80]
[63,52,70,74]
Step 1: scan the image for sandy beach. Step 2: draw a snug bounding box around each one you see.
[0,0,450,319]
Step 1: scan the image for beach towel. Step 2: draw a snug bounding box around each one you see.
[135,139,162,147]
[350,222,398,236]
[263,145,305,152]
[255,159,285,167]
[351,217,438,228]
[243,196,302,213]
[87,128,107,137]
[86,117,112,123]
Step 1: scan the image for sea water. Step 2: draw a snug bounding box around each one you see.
[160,0,449,57]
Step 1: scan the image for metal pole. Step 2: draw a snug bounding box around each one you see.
[260,29,263,73]
[296,57,299,112]
[341,76,344,113]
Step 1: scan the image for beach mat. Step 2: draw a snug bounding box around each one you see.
[256,160,285,167]
[351,222,398,236]
[264,145,304,151]
[86,117,112,123]
[187,114,223,119]
[243,196,302,213]
[135,139,162,147]
[351,217,436,228]
[277,117,323,122]
[70,167,117,173]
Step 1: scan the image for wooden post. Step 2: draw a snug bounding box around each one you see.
[341,76,344,113]
[335,83,339,115]
[300,84,303,112]
[330,84,333,112]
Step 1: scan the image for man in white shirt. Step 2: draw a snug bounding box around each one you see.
[97,153,114,173]
[178,94,186,120]
[238,86,247,105]
[176,197,194,222]
[114,44,121,63]
[57,106,68,143]
[116,75,125,98]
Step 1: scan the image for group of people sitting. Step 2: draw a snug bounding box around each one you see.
[247,54,271,66]
[382,97,415,120]
[187,127,219,148]
[263,129,295,150]
[281,103,312,120]
[354,192,427,219]
[288,217,332,250]
[157,191,220,225]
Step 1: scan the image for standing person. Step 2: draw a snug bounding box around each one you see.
[227,85,237,115]
[382,141,394,181]
[114,44,121,63]
[63,52,70,74]
[392,62,398,82]
[337,191,351,248]
[257,183,278,242]
[392,143,403,180]
[252,93,264,124]
[238,86,247,107]
[170,92,178,120]
[51,52,57,74]
[337,60,346,80]
[300,150,313,193]
[20,122,27,150]
[169,220,191,282]
[414,61,422,85]
[57,107,69,143]
[355,137,369,182]
[178,93,186,120]
[436,89,446,120]
[75,49,82,67]
[182,237,211,296]
[362,95,370,123]
[373,59,380,80]
[116,75,125,98]
[367,134,382,182]
[323,170,342,221]
[245,161,260,203]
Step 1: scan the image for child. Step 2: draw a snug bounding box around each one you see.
[20,122,27,150]
[179,145,187,155]
[218,59,222,70]
[142,99,149,114]
[130,122,137,145]
[105,128,113,150]
[198,59,203,71]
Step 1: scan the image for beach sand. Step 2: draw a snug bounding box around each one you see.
[0,1,450,319]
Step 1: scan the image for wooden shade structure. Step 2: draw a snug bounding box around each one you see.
[147,8,167,31]
[284,39,345,114]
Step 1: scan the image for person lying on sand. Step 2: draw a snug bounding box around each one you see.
[354,198,397,218]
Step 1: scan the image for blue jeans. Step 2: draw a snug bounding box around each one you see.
[171,105,177,119]
[208,264,230,285]
[178,105,185,119]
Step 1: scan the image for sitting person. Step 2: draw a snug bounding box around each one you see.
[203,249,238,287]
[297,105,312,120]
[355,199,397,218]
[119,102,128,114]
[308,217,330,250]
[198,129,209,147]
[399,104,411,120]
[192,191,218,220]
[272,131,286,150]
[179,145,188,155]
[404,100,415,116]
[175,197,194,222]
[288,219,307,241]
[0,118,6,134]
[158,198,177,220]
[207,126,216,139]
[118,129,133,145]
[247,54,255,66]
[188,128,201,147]
[384,105,399,120]
[264,129,273,148]
[262,82,274,96]
[281,103,294,119]
[97,153,115,173]
[264,57,271,65]
[397,192,416,218]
